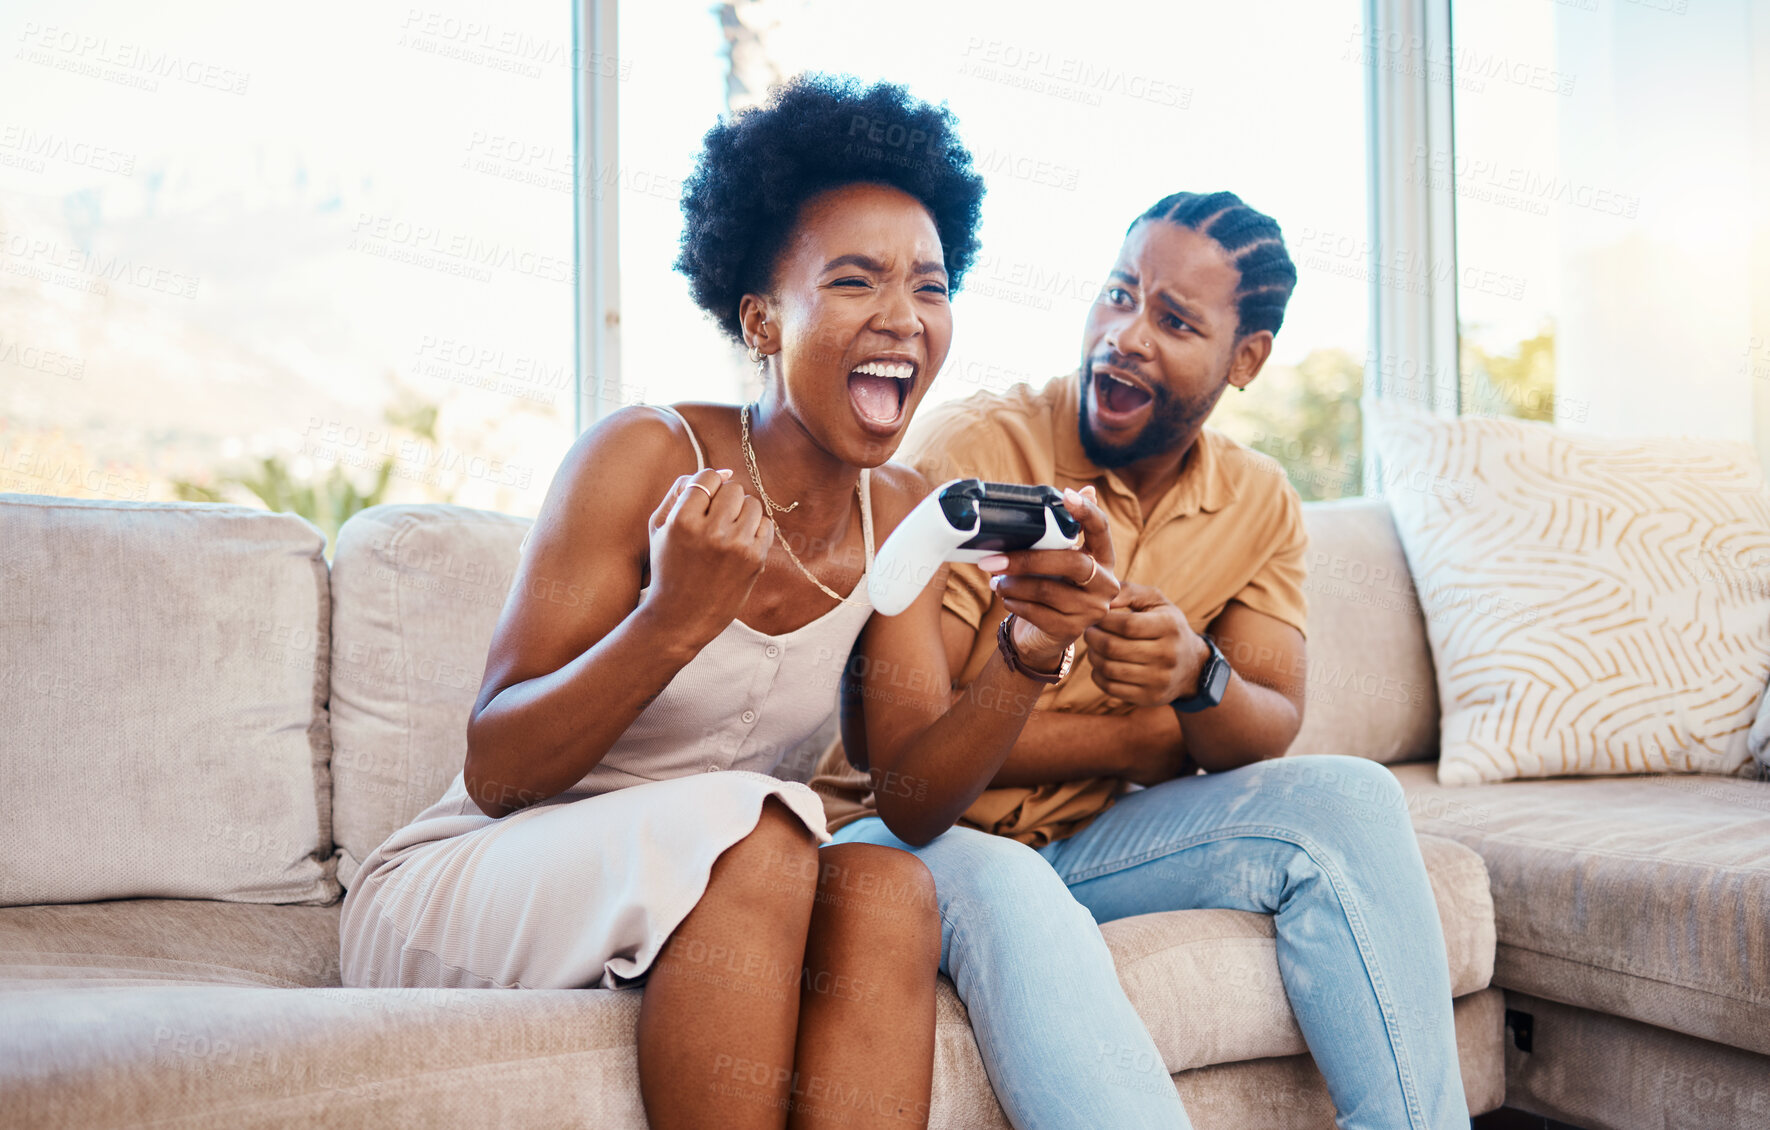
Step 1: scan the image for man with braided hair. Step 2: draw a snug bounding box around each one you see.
[813,192,1472,1128]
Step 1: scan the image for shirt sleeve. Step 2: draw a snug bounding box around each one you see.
[1229,481,1310,638]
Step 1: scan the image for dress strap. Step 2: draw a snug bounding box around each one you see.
[648,405,874,574]
[858,468,876,570]
[651,405,706,472]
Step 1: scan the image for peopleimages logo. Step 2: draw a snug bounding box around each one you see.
[1343,24,1577,97]
[0,125,136,176]
[397,9,631,80]
[0,230,199,299]
[1409,146,1639,219]
[0,335,85,380]
[14,22,251,95]
[957,37,1192,110]
[348,213,575,285]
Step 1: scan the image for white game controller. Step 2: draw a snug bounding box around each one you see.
[868,479,1083,616]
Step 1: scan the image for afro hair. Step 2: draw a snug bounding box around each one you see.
[674,73,986,343]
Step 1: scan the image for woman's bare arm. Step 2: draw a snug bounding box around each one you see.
[841,471,1118,846]
[462,408,759,817]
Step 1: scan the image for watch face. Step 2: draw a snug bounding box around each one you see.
[1204,652,1231,703]
[1174,638,1230,713]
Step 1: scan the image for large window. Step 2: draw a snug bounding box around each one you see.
[1,0,576,543]
[618,0,1372,500]
[1450,0,1765,440]
[37,2,1724,532]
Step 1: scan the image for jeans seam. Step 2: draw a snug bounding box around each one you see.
[1060,823,1435,1130]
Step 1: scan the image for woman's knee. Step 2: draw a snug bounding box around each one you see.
[814,843,940,963]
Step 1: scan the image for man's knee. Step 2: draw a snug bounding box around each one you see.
[1263,755,1414,850]
[1321,754,1407,813]
[937,834,1088,934]
[1273,754,1406,803]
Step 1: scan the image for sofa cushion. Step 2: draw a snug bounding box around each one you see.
[0,901,342,989]
[1102,833,1493,1074]
[0,980,983,1130]
[327,504,530,888]
[1391,762,1770,1055]
[1166,988,1505,1129]
[0,831,1491,1074]
[0,494,335,907]
[1372,403,1770,786]
[0,981,1505,1129]
[1289,498,1441,764]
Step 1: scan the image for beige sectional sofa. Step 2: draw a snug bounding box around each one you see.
[0,489,1758,1128]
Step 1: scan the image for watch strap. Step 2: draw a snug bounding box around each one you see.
[996,614,1072,685]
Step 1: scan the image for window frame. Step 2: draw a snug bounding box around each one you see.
[573,0,1462,446]
[574,0,623,434]
[1364,0,1462,411]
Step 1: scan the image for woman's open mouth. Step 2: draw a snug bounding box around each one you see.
[848,359,916,432]
[1091,366,1154,427]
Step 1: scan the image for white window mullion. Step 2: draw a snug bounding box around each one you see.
[1363,0,1461,448]
[576,0,623,433]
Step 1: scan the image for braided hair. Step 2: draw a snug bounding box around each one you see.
[1130,191,1297,338]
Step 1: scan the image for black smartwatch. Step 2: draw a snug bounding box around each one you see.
[1171,634,1230,715]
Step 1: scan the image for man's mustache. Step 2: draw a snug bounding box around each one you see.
[1088,351,1157,389]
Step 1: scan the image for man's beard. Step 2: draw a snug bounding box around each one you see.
[1078,363,1219,470]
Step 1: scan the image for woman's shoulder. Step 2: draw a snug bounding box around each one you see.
[549,404,710,520]
[575,402,719,469]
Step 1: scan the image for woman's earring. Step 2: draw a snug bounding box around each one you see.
[749,316,768,369]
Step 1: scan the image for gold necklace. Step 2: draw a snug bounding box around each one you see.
[740,403,854,604]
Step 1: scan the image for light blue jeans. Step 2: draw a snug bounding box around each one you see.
[830,754,1470,1129]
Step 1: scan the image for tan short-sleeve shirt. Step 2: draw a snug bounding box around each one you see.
[811,371,1309,845]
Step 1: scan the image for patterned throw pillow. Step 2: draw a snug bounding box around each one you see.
[1370,400,1770,786]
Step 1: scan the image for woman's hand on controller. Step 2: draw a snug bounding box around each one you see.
[642,467,775,647]
[979,485,1118,672]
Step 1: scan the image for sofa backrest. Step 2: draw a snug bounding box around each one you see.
[1290,498,1441,764]
[326,504,530,889]
[0,493,336,907]
[325,496,1444,886]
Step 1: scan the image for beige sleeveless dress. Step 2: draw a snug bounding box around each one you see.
[340,407,876,990]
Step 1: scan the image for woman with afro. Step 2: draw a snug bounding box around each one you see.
[340,74,1124,1128]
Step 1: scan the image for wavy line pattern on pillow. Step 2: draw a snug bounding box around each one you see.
[1370,400,1770,786]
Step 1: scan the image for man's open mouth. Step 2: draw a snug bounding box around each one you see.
[1093,367,1154,416]
[848,359,916,427]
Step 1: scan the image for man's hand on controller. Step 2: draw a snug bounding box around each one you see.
[978,485,1119,673]
[1084,582,1212,705]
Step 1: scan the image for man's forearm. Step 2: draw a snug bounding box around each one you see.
[988,705,1184,787]
[981,669,1299,788]
[1181,669,1300,773]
